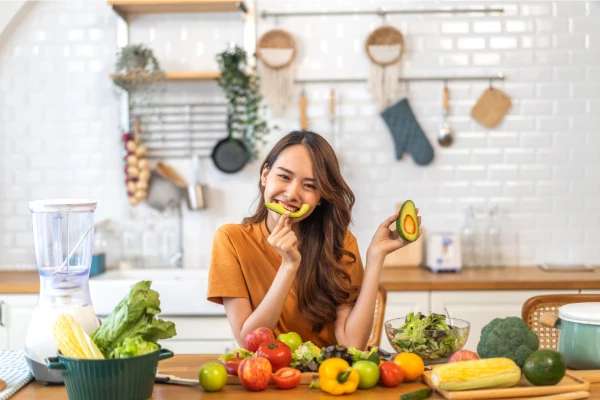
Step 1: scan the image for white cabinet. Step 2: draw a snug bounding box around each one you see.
[429,290,578,352]
[158,316,236,354]
[379,291,429,353]
[0,294,38,351]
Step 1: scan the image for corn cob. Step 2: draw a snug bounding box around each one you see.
[52,313,104,359]
[431,357,521,391]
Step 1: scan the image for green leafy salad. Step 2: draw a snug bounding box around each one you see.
[91,281,177,358]
[389,312,458,359]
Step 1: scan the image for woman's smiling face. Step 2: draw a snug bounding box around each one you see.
[261,145,321,225]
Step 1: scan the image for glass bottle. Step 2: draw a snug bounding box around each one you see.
[460,206,476,268]
[487,205,503,268]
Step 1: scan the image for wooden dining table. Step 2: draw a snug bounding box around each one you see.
[11,354,600,399]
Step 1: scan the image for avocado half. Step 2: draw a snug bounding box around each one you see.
[396,200,419,242]
[264,202,310,218]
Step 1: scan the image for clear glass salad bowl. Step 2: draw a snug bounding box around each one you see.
[384,316,470,365]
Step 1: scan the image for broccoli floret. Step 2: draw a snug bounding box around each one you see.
[476,316,539,368]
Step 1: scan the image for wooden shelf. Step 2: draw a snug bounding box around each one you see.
[108,0,247,17]
[110,71,220,81]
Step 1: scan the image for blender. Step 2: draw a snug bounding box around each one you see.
[25,199,100,383]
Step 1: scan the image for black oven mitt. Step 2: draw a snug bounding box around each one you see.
[380,98,434,165]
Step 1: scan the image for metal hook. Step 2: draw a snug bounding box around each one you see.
[379,6,388,24]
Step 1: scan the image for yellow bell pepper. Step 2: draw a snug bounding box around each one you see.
[318,358,360,395]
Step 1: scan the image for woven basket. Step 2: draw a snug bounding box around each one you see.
[365,26,405,66]
[257,29,296,69]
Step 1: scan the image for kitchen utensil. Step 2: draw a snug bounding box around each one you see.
[155,373,198,386]
[210,109,250,174]
[26,200,101,383]
[187,155,206,210]
[299,87,308,130]
[438,83,454,147]
[540,303,600,370]
[156,163,187,188]
[329,87,338,153]
[471,84,512,128]
[145,171,185,211]
[422,369,589,400]
[46,348,173,400]
[425,232,462,273]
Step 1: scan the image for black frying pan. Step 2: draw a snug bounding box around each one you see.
[211,109,250,173]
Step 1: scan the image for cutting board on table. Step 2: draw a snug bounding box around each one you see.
[227,372,318,385]
[422,368,590,399]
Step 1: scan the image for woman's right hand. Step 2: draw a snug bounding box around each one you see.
[267,212,301,268]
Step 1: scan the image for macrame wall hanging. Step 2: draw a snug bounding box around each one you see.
[257,29,297,116]
[365,26,405,110]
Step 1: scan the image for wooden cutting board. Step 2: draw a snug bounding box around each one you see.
[0,379,6,392]
[471,87,512,128]
[422,368,590,399]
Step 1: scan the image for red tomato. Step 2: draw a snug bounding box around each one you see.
[272,367,301,390]
[224,358,243,376]
[379,361,404,387]
[256,340,292,372]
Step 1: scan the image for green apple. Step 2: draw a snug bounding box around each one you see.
[199,362,227,392]
[353,360,380,389]
[276,332,302,352]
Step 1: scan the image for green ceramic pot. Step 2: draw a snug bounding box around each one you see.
[45,348,174,400]
[556,302,600,370]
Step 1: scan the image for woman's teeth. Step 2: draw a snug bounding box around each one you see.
[276,201,298,212]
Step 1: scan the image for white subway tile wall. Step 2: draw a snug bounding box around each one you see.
[0,0,599,269]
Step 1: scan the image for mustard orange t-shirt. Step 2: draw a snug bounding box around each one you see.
[207,221,364,348]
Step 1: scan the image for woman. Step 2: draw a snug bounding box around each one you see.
[207,131,421,350]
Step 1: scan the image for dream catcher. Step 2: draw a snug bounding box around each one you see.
[257,29,297,116]
[365,26,405,110]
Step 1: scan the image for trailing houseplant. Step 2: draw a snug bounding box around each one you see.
[113,44,165,93]
[216,43,272,160]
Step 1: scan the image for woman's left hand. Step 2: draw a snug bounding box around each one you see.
[367,209,422,260]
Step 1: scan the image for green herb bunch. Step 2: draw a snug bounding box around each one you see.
[216,44,272,160]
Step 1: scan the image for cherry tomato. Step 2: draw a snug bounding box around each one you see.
[379,361,404,387]
[256,340,292,372]
[272,367,301,389]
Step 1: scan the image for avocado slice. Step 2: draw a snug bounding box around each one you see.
[264,203,310,218]
[396,200,419,242]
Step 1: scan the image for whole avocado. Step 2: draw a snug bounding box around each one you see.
[476,316,539,368]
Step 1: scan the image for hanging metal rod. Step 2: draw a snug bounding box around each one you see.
[261,6,503,19]
[295,73,505,85]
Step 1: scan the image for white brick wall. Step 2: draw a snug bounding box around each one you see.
[0,0,599,269]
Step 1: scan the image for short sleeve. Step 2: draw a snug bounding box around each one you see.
[340,231,365,305]
[207,226,250,305]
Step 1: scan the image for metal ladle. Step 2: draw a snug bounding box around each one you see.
[438,82,454,147]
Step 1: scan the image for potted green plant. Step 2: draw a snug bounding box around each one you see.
[113,44,164,92]
[216,43,273,160]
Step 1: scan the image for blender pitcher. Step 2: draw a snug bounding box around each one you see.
[25,199,100,383]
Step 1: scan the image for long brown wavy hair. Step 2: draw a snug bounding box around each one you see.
[243,131,358,333]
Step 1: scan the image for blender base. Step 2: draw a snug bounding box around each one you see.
[24,352,64,384]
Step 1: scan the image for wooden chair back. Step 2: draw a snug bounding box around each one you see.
[366,284,387,349]
[522,294,600,350]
